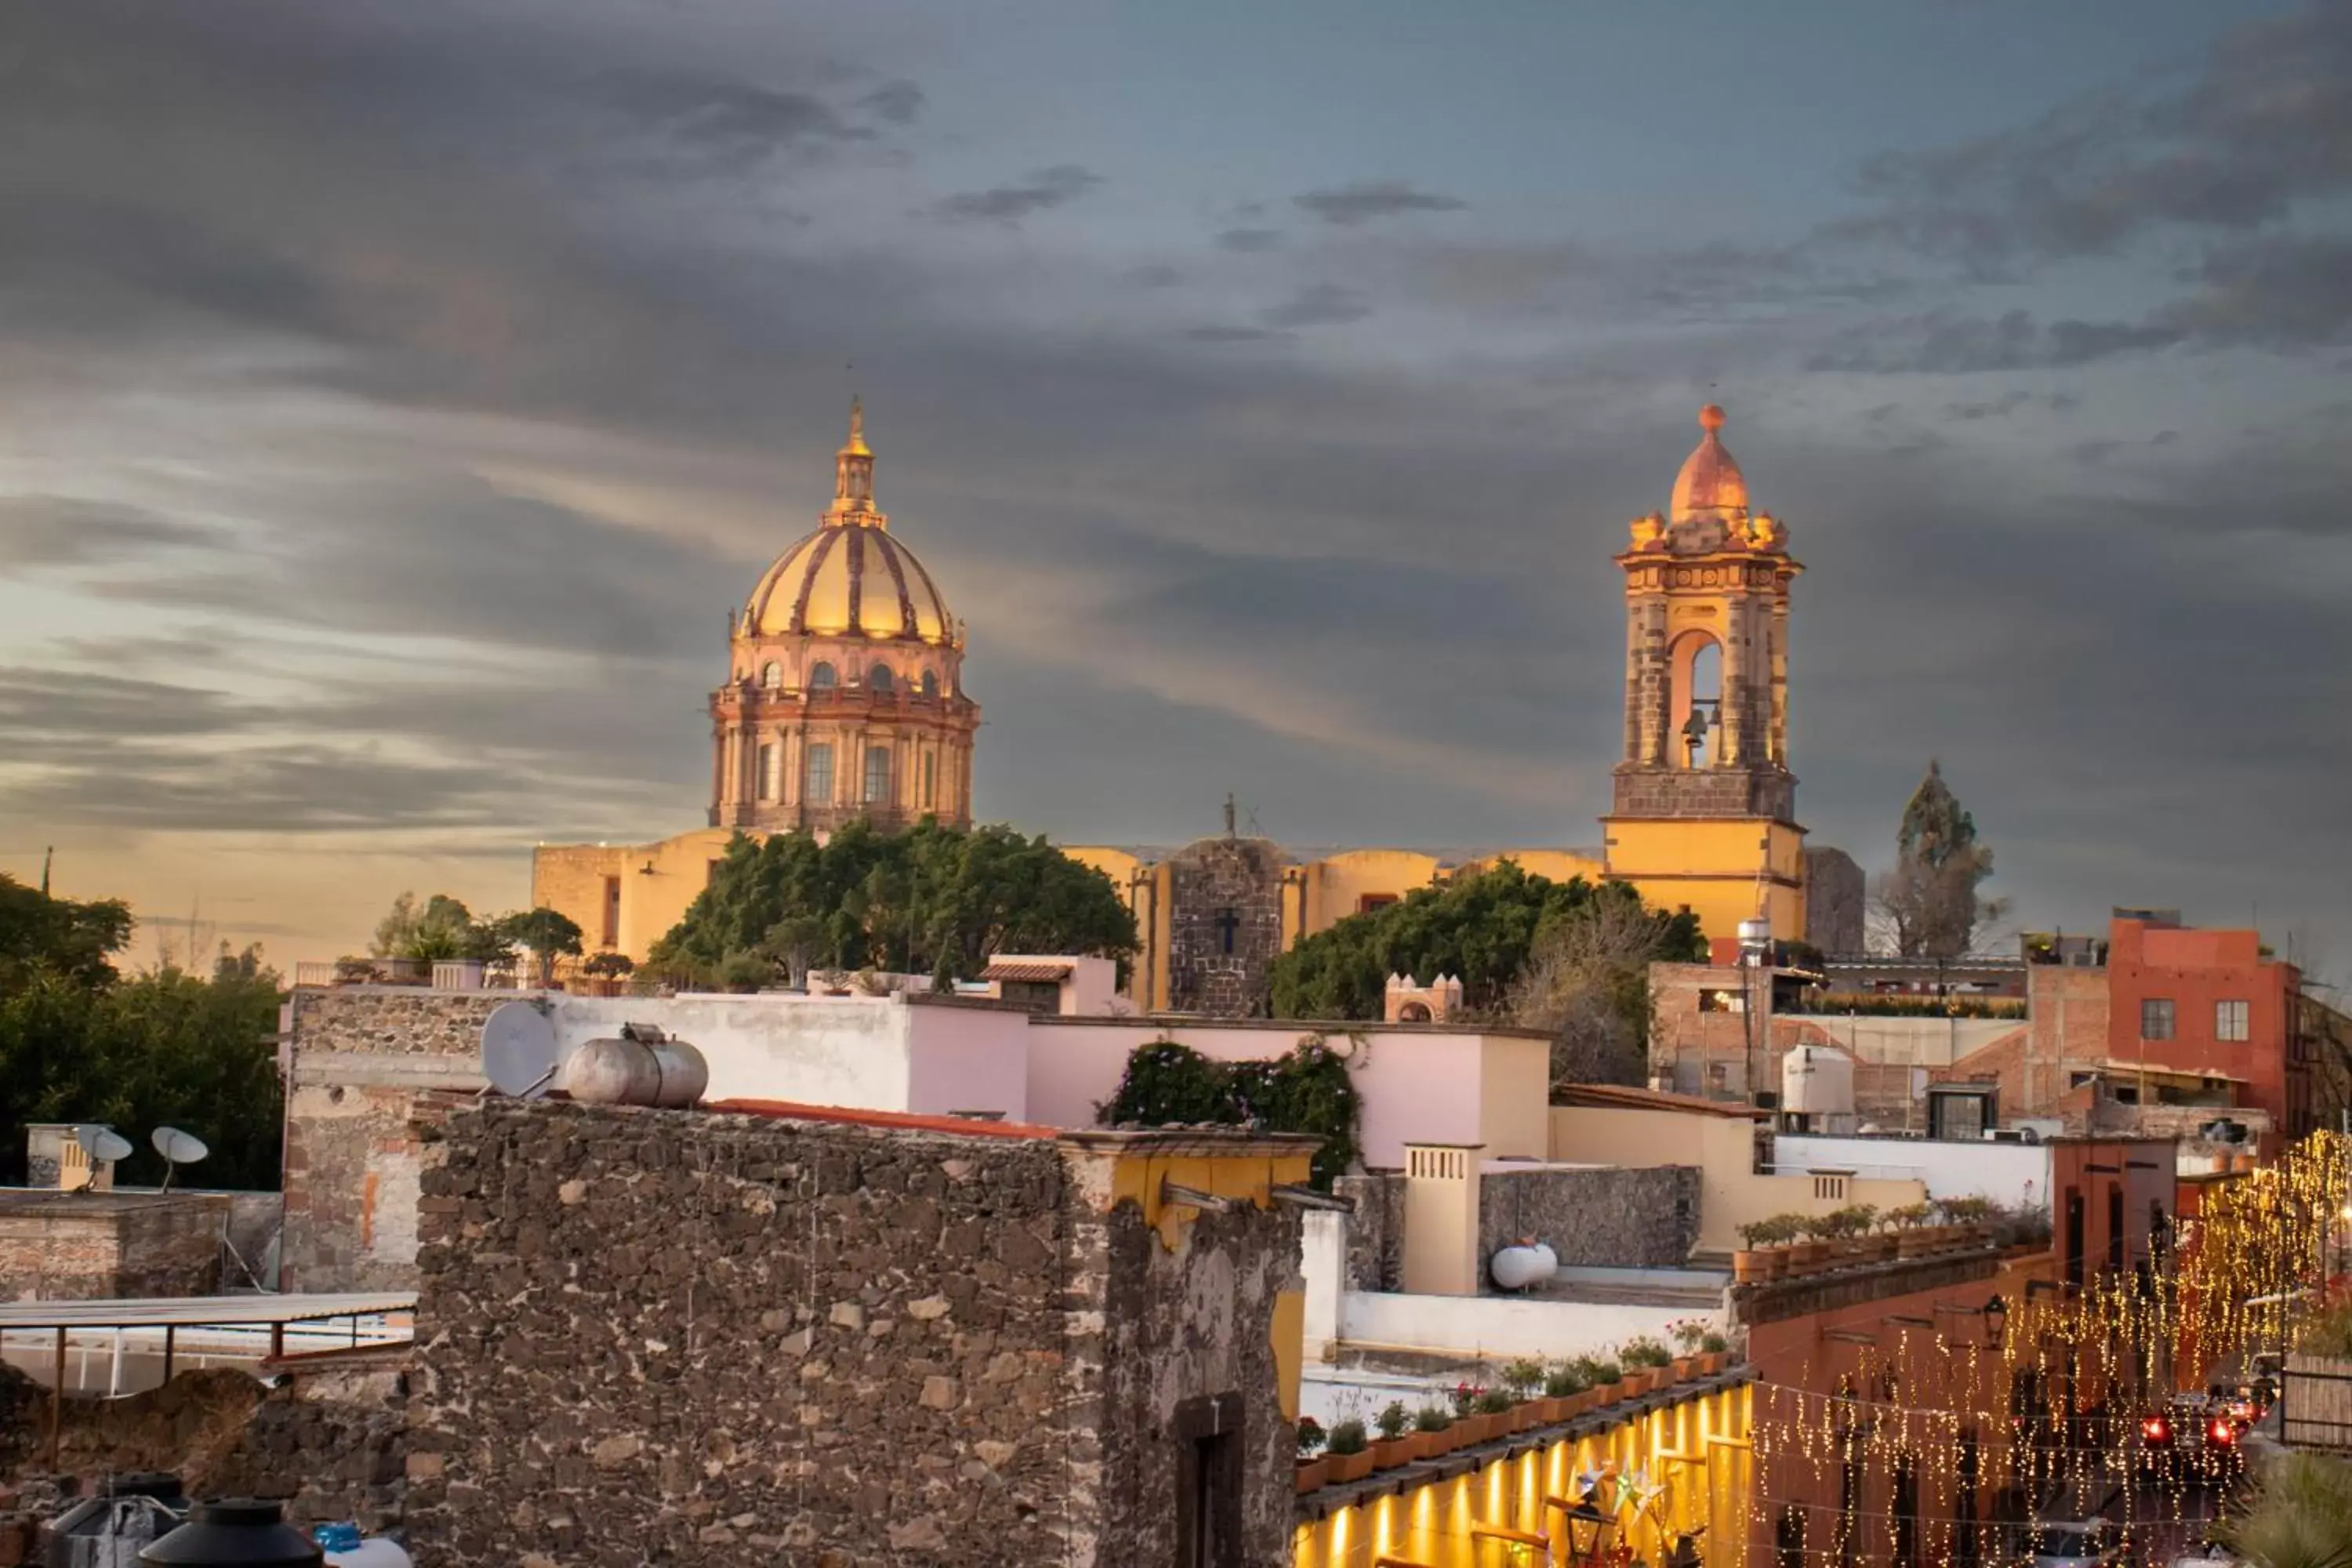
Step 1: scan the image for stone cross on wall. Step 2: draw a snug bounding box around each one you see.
[1214,907,1240,954]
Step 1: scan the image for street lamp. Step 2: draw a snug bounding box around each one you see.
[1983,1294,2009,1346]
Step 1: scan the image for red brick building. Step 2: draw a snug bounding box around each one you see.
[2103,915,2311,1137]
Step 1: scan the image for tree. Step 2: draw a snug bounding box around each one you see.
[0,873,134,992]
[369,891,544,966]
[1871,760,2005,957]
[1506,884,1697,1088]
[1267,862,1704,1061]
[649,823,1138,984]
[492,907,584,985]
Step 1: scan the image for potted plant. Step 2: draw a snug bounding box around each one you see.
[1699,1330,1730,1374]
[1734,1219,1776,1284]
[1544,1360,1592,1421]
[1888,1201,1936,1258]
[1415,1405,1455,1456]
[1324,1418,1374,1483]
[1586,1356,1624,1406]
[1668,1319,1707,1381]
[1475,1388,1519,1434]
[1501,1357,1548,1421]
[1621,1336,1672,1394]
[1791,1214,1834,1272]
[1295,1417,1329,1494]
[582,950,635,997]
[1845,1204,1886,1262]
[1370,1400,1419,1468]
[1450,1381,1491,1443]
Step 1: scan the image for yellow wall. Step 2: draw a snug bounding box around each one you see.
[1456,850,1607,887]
[1548,1107,1922,1253]
[532,826,742,960]
[1480,1036,1557,1158]
[1298,849,1445,933]
[1290,1381,1752,1568]
[1600,817,1808,946]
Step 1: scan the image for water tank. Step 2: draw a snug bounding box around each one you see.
[1780,1046,1855,1118]
[561,1037,660,1105]
[1737,918,1773,960]
[1490,1242,1558,1291]
[138,1499,322,1565]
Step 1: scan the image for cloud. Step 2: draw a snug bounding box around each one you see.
[1259,282,1372,328]
[1294,180,1467,227]
[1127,263,1184,288]
[2161,235,2352,348]
[1838,2,2352,269]
[1181,325,1286,343]
[1806,309,2185,373]
[0,495,232,566]
[931,164,1102,225]
[1215,227,1283,252]
[854,79,925,125]
[596,70,872,169]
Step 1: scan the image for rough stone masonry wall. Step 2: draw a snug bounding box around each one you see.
[0,1196,228,1301]
[404,1100,1083,1568]
[1479,1165,1701,1272]
[1165,837,1287,1017]
[1334,1173,1403,1290]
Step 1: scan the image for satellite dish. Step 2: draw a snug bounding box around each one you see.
[76,1125,133,1164]
[151,1126,209,1192]
[481,1001,560,1099]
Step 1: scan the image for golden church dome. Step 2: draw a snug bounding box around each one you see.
[1668,404,1750,521]
[740,400,960,645]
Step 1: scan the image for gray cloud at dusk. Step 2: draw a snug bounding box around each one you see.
[1,0,2349,974]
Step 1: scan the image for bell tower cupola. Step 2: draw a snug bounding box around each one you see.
[1599,405,1807,944]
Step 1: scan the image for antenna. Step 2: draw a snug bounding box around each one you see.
[151,1126,209,1192]
[76,1125,133,1165]
[480,1001,561,1099]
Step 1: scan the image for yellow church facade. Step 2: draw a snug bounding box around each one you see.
[531,401,1850,1000]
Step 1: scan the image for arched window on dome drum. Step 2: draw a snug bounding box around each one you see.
[759,662,780,691]
[804,742,834,804]
[863,746,891,804]
[867,664,894,695]
[920,669,939,699]
[808,662,837,691]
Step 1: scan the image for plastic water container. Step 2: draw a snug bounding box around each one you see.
[312,1525,409,1568]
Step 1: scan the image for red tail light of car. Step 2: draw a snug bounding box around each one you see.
[2141,1416,2170,1442]
[2208,1418,2237,1446]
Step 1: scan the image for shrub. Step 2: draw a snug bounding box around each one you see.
[1668,1319,1706,1352]
[1584,1357,1621,1386]
[1096,1034,1365,1189]
[1544,1362,1589,1398]
[1475,1388,1515,1416]
[715,952,771,993]
[1701,1331,1730,1355]
[1325,1418,1367,1456]
[1887,1201,1934,1229]
[1375,1401,1410,1441]
[1295,1417,1326,1457]
[582,951,635,978]
[1450,1382,1483,1417]
[1501,1357,1547,1399]
[1415,1406,1452,1433]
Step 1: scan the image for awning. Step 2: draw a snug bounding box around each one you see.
[982,960,1073,984]
[0,1291,413,1330]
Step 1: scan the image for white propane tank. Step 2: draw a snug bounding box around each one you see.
[1490,1243,1557,1291]
[327,1540,413,1568]
[1780,1045,1856,1118]
[648,1037,710,1108]
[562,1036,661,1105]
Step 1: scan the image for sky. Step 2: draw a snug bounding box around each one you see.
[2,1,2350,971]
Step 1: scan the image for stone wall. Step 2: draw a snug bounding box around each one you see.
[0,1194,229,1301]
[1479,1165,1700,1272]
[403,1100,1305,1568]
[1164,837,1286,1017]
[1334,1173,1402,1291]
[1610,763,1796,821]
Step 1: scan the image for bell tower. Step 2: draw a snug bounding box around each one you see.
[1599,405,1807,944]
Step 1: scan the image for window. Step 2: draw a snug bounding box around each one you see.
[920,669,939,698]
[808,661,837,690]
[757,742,779,802]
[863,745,891,804]
[2140,997,2175,1040]
[759,661,780,689]
[1356,893,1399,914]
[868,664,893,694]
[804,742,834,804]
[921,752,935,809]
[601,876,621,949]
[2216,1000,2249,1041]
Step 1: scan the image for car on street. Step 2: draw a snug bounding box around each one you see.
[2131,1397,2248,1488]
[2010,1519,2130,1568]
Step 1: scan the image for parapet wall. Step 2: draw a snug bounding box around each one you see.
[402,1100,1305,1568]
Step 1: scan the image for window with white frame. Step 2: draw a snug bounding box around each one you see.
[2216,1000,2249,1042]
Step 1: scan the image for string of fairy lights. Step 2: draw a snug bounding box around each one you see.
[1745,1130,2352,1568]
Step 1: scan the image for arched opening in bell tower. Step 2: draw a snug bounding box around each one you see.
[1668,630,1723,769]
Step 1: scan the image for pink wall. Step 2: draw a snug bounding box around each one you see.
[1023,1020,1530,1167]
[904,1004,1035,1120]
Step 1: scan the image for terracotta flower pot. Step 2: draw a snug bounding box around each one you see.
[1370,1434,1419,1469]
[1733,1249,1764,1283]
[1568,1388,1599,1417]
[1420,1427,1454,1456]
[1671,1356,1699,1383]
[1759,1246,1790,1281]
[1326,1448,1375,1483]
[1296,1457,1330,1494]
